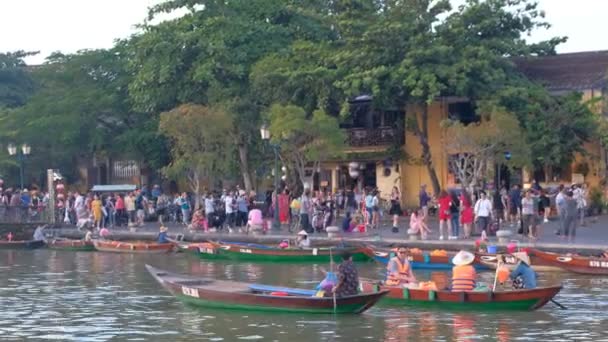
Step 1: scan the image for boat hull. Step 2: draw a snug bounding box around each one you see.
[0,240,45,249]
[359,281,561,311]
[190,242,373,263]
[146,265,387,314]
[94,240,175,254]
[47,239,95,251]
[530,249,608,275]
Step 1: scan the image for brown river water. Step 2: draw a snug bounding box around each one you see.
[0,249,606,341]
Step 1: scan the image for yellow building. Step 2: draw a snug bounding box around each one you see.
[313,51,608,208]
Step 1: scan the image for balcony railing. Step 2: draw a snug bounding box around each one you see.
[345,127,404,147]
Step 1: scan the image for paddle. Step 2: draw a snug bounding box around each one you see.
[550,299,567,310]
[492,257,502,291]
[330,247,337,314]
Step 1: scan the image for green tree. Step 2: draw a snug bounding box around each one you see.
[159,104,234,208]
[0,51,37,108]
[127,0,333,192]
[267,104,345,190]
[442,107,528,190]
[0,47,169,183]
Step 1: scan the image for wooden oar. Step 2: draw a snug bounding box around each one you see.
[492,258,502,291]
[330,247,336,314]
[550,299,567,310]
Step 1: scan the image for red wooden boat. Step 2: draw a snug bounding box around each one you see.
[146,265,388,314]
[47,239,95,251]
[359,280,562,311]
[94,240,175,253]
[530,249,608,275]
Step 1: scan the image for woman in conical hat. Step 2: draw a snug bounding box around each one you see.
[509,252,537,289]
[296,230,310,248]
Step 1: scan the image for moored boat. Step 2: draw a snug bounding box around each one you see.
[530,249,608,275]
[47,239,95,251]
[476,252,562,272]
[94,240,175,253]
[371,248,489,271]
[189,241,373,263]
[146,265,388,314]
[0,240,45,249]
[359,280,562,311]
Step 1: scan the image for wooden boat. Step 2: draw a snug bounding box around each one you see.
[94,240,175,254]
[371,248,489,271]
[47,239,95,251]
[146,265,388,314]
[188,241,373,263]
[0,240,45,249]
[530,249,608,275]
[476,252,562,272]
[359,280,562,311]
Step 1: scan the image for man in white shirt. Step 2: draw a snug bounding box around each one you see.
[474,191,493,235]
[555,185,566,235]
[224,191,235,231]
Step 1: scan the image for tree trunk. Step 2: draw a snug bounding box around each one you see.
[412,104,441,196]
[237,142,254,192]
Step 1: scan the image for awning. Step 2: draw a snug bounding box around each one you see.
[91,184,137,192]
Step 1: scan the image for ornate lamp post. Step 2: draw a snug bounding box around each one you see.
[7,143,31,189]
[260,124,281,232]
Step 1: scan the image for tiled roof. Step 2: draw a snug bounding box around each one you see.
[23,51,608,92]
[515,50,608,91]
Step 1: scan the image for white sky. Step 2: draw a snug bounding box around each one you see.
[1,0,607,65]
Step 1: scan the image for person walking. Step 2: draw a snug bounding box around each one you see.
[125,192,136,227]
[474,191,492,236]
[437,190,452,240]
[419,185,431,222]
[449,191,460,240]
[460,190,474,239]
[389,186,402,233]
[300,189,313,233]
[555,185,566,236]
[521,190,535,238]
[563,190,578,243]
[91,195,103,229]
[178,192,191,225]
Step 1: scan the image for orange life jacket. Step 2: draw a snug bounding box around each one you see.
[386,257,410,286]
[452,265,476,291]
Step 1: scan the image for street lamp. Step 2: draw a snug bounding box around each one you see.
[260,124,281,232]
[7,143,31,189]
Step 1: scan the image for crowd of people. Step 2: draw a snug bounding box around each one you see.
[415,181,589,242]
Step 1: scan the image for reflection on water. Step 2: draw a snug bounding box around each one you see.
[0,250,606,341]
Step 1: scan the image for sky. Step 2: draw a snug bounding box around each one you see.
[1,0,607,65]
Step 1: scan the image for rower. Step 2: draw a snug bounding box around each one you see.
[385,247,417,286]
[83,228,93,242]
[32,224,47,241]
[157,226,175,244]
[333,252,359,297]
[296,230,310,249]
[509,252,537,289]
[451,250,477,291]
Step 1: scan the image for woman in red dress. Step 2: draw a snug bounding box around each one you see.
[437,190,452,240]
[460,190,474,239]
[278,189,290,224]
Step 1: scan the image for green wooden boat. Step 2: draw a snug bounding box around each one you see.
[359,280,562,311]
[183,241,373,263]
[146,265,387,314]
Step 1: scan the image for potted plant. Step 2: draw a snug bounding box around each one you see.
[588,187,604,216]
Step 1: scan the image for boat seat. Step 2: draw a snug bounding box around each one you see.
[248,284,317,296]
[175,280,214,287]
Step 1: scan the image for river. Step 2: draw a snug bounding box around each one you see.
[0,249,605,341]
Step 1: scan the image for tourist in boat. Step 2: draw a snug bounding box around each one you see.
[509,253,537,289]
[451,250,477,291]
[83,228,93,242]
[333,252,359,297]
[385,247,417,287]
[296,230,310,248]
[32,224,47,241]
[99,226,111,239]
[157,226,174,244]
